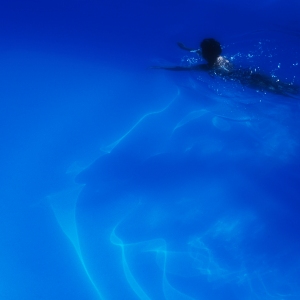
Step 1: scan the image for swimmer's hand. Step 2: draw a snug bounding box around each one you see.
[177,42,192,51]
[177,42,187,50]
[177,42,200,54]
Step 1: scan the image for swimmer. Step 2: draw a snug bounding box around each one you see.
[153,38,299,97]
[153,38,232,72]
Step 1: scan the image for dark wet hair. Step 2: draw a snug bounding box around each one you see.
[200,38,222,65]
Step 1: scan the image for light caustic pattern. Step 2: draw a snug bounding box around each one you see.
[49,183,298,299]
[49,78,300,299]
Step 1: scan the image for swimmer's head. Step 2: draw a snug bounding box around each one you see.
[200,38,222,65]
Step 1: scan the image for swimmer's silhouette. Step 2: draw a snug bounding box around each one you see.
[153,38,299,97]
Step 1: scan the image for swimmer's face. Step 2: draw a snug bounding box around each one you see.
[216,56,228,64]
[214,56,233,72]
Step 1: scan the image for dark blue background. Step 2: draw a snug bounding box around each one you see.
[1,1,300,299]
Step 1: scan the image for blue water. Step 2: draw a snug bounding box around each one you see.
[1,1,300,299]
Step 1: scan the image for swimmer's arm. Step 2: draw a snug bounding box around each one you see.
[177,42,201,54]
[151,64,209,71]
